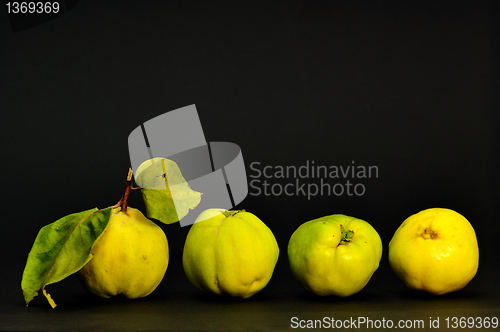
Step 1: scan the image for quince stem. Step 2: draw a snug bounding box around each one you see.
[222,210,246,218]
[339,224,355,245]
[114,168,134,213]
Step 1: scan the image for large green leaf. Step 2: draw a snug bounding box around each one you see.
[21,207,112,308]
[135,158,202,224]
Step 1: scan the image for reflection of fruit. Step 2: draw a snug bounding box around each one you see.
[183,209,279,298]
[389,208,479,295]
[288,215,382,297]
[78,207,169,299]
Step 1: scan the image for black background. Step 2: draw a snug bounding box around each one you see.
[1,1,499,331]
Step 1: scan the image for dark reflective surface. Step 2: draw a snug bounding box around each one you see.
[2,265,499,331]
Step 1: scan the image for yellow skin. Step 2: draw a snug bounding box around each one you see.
[288,215,382,297]
[183,209,279,298]
[389,208,479,295]
[78,207,169,299]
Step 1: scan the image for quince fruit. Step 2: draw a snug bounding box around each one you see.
[288,214,382,297]
[78,207,169,299]
[389,208,479,295]
[182,209,279,298]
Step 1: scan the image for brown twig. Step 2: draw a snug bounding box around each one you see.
[113,168,134,213]
[121,168,133,212]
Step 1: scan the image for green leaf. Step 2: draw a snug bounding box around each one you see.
[21,207,112,308]
[135,158,202,224]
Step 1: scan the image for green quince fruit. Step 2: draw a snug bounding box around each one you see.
[78,207,169,299]
[288,214,382,297]
[182,209,279,298]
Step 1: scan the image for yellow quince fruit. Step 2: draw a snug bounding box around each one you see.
[182,209,279,298]
[78,207,169,299]
[389,208,479,295]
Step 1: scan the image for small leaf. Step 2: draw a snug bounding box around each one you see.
[135,158,202,224]
[339,224,355,244]
[21,207,112,308]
